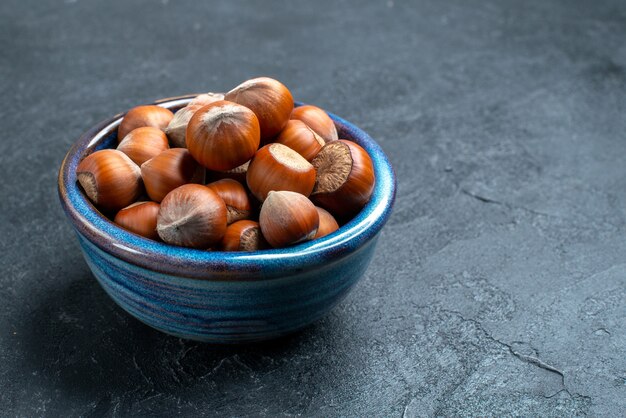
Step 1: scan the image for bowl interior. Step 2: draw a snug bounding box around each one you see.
[58,96,396,280]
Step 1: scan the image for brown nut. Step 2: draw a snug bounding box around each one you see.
[76,149,142,212]
[206,179,251,224]
[311,140,375,219]
[118,105,174,141]
[259,191,319,248]
[225,77,294,140]
[313,206,339,239]
[220,220,268,252]
[114,201,160,240]
[164,104,202,148]
[246,143,316,202]
[275,119,325,161]
[290,105,338,143]
[117,126,170,166]
[141,148,204,202]
[157,184,227,248]
[186,100,260,171]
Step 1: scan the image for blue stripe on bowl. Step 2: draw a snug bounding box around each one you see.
[78,231,378,343]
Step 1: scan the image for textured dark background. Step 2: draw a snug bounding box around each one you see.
[1,0,626,416]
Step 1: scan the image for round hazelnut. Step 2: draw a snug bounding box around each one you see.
[157,184,227,248]
[118,105,174,141]
[275,119,325,161]
[311,140,375,219]
[76,149,142,212]
[141,148,204,202]
[290,105,338,143]
[259,191,319,248]
[246,143,316,202]
[313,206,339,239]
[220,220,268,252]
[206,179,251,224]
[186,100,260,171]
[117,126,170,166]
[225,77,294,140]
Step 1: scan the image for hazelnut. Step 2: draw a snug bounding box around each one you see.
[157,184,227,248]
[311,140,375,219]
[313,206,339,239]
[290,105,338,143]
[259,191,319,248]
[206,179,251,224]
[114,201,160,240]
[275,119,325,161]
[225,77,294,140]
[246,143,316,202]
[220,220,268,252]
[141,148,204,202]
[117,126,170,166]
[118,105,174,141]
[76,149,142,212]
[186,100,260,171]
[188,92,225,107]
[164,105,202,148]
[206,160,250,185]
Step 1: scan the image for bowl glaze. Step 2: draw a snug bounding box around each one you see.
[58,95,396,343]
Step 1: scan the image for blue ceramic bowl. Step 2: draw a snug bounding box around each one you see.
[58,95,396,343]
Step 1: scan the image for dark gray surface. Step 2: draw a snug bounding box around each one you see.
[1,0,625,416]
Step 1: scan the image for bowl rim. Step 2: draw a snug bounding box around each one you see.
[58,95,397,280]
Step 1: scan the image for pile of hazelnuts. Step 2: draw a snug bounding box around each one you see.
[76,77,375,251]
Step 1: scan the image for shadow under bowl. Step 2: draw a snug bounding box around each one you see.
[58,96,396,343]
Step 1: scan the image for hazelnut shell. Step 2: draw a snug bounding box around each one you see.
[206,179,251,224]
[290,105,338,143]
[164,105,202,148]
[117,126,170,166]
[259,191,319,248]
[186,100,261,171]
[225,77,294,140]
[76,149,142,212]
[313,206,339,239]
[275,119,325,161]
[220,220,268,252]
[246,143,316,202]
[114,201,160,240]
[157,184,227,248]
[311,140,375,219]
[141,148,204,202]
[118,105,174,141]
